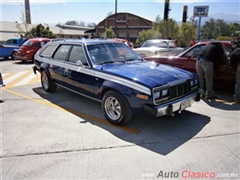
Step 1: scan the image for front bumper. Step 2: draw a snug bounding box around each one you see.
[143,91,200,117]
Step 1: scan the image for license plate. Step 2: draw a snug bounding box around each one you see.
[180,98,191,111]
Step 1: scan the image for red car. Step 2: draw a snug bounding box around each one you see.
[144,41,236,90]
[14,38,50,62]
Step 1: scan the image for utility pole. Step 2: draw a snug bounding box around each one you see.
[164,0,170,21]
[24,0,31,24]
[115,0,117,37]
[182,5,188,23]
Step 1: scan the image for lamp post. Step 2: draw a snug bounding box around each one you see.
[115,0,117,37]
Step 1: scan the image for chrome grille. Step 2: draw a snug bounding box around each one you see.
[153,79,198,105]
[170,82,189,99]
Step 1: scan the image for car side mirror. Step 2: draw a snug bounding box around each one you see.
[76,60,83,66]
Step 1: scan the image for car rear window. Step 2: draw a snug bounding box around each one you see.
[5,39,18,45]
[23,40,34,46]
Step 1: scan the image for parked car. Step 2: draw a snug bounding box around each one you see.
[14,38,50,62]
[33,39,200,125]
[0,37,25,59]
[144,41,235,90]
[132,39,184,57]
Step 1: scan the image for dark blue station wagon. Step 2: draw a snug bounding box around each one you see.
[33,39,200,125]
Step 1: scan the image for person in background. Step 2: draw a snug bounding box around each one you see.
[190,38,196,46]
[174,39,178,47]
[196,42,225,99]
[18,34,25,46]
[229,42,240,103]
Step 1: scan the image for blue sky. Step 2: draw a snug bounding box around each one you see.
[1,0,239,26]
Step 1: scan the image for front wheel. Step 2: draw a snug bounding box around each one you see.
[41,70,57,93]
[102,90,133,125]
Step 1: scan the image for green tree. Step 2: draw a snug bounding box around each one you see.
[200,18,233,40]
[87,22,97,28]
[65,20,79,26]
[136,29,161,45]
[136,16,179,45]
[101,27,115,38]
[25,24,56,38]
[177,22,197,47]
[152,17,179,39]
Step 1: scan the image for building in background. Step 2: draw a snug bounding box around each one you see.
[0,12,152,43]
[0,21,92,43]
[95,12,152,42]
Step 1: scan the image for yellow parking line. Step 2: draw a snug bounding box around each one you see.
[2,71,17,80]
[3,88,139,134]
[28,73,40,84]
[5,70,34,88]
[215,99,237,104]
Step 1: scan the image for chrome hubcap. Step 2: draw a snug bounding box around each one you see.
[105,97,121,120]
[42,73,49,90]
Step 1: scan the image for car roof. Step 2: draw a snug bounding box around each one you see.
[28,38,51,42]
[197,40,232,51]
[48,39,124,46]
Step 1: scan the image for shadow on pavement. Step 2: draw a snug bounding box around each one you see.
[32,87,211,156]
[202,89,240,110]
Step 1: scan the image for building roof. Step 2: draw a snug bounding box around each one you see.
[0,21,94,42]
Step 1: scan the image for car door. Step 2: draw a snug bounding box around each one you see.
[50,44,72,85]
[215,47,236,89]
[170,44,206,73]
[63,45,96,97]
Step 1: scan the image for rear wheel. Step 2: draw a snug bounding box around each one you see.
[41,70,57,93]
[102,90,133,125]
[10,51,17,60]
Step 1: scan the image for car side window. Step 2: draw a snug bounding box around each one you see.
[5,39,18,45]
[68,45,88,65]
[53,45,71,61]
[40,45,58,56]
[183,45,205,58]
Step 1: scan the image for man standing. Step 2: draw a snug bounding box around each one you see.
[196,42,225,99]
[18,34,25,46]
[229,43,240,103]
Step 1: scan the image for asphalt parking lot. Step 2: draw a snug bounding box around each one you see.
[1,59,239,180]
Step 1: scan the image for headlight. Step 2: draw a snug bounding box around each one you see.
[190,79,198,87]
[153,91,160,99]
[162,89,169,97]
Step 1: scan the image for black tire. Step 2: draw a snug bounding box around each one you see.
[102,90,133,125]
[10,51,17,60]
[41,70,57,93]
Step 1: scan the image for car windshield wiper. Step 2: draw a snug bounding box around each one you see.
[99,60,125,65]
[125,58,143,62]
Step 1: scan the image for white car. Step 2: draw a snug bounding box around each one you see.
[133,39,184,57]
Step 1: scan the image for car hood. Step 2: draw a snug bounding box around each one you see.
[96,61,195,88]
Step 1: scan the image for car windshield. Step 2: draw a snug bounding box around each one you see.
[141,40,175,48]
[23,40,34,46]
[87,43,141,65]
